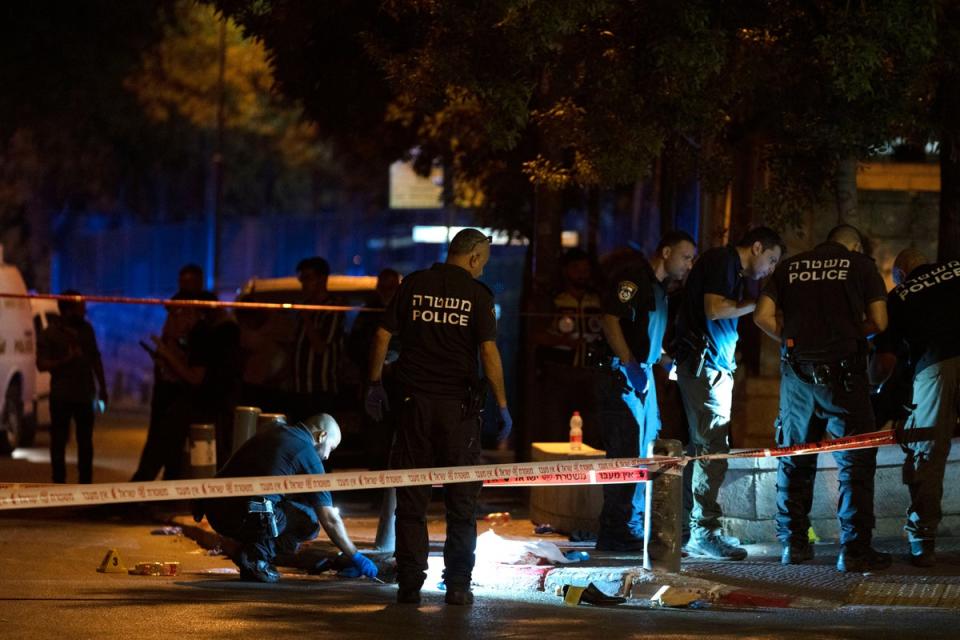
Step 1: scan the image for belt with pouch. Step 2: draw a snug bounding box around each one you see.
[787,354,864,392]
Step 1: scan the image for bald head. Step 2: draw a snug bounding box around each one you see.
[827,224,865,252]
[303,413,341,460]
[892,248,929,286]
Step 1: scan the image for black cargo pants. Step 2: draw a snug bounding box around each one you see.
[205,497,320,566]
[392,391,482,591]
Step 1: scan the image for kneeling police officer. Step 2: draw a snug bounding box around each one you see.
[754,224,890,572]
[196,413,377,583]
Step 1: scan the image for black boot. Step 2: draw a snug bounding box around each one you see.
[781,541,814,565]
[397,584,422,604]
[444,587,474,605]
[909,540,936,568]
[837,544,891,573]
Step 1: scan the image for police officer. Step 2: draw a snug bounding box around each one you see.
[365,228,511,606]
[596,231,697,551]
[675,226,784,560]
[196,414,378,583]
[873,248,960,567]
[754,224,890,572]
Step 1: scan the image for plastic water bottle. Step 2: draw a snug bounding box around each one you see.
[569,411,583,451]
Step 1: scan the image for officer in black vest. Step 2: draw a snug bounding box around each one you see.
[873,248,960,567]
[754,224,890,573]
[365,228,511,606]
[595,231,696,551]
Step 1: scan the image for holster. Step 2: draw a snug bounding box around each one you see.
[785,341,866,393]
[673,330,709,377]
[463,378,489,419]
[248,497,279,538]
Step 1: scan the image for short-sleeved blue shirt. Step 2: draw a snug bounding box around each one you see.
[217,423,333,514]
[675,246,744,373]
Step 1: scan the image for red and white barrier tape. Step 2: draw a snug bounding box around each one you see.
[0,291,599,317]
[0,291,375,313]
[0,457,669,511]
[0,430,896,511]
[698,430,898,461]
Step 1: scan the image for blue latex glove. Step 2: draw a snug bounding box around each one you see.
[496,406,513,442]
[623,361,649,398]
[364,383,390,422]
[351,552,378,579]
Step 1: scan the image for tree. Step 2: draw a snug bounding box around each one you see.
[126,0,341,218]
[0,1,175,285]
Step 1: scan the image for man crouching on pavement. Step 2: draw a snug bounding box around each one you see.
[194,413,377,583]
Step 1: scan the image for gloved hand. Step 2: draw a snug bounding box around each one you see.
[496,406,513,443]
[623,361,649,398]
[364,382,390,422]
[351,552,378,579]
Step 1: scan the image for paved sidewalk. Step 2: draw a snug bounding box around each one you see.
[169,502,960,611]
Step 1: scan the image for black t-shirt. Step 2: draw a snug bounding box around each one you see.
[381,263,497,396]
[601,258,667,366]
[37,317,101,404]
[762,241,886,361]
[880,261,960,375]
[188,319,242,409]
[675,246,744,372]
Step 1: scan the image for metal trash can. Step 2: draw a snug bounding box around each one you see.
[256,413,287,434]
[232,406,261,454]
[187,423,217,478]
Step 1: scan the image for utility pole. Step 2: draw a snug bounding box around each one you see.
[206,17,227,292]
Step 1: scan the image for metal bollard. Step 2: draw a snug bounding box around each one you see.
[256,413,287,434]
[643,438,683,573]
[232,406,261,454]
[187,423,217,478]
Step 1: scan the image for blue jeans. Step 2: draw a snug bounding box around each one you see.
[598,361,661,540]
[774,361,877,547]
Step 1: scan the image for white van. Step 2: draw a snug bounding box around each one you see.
[30,297,59,435]
[0,262,37,454]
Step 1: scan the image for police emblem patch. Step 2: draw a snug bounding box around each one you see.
[617,281,638,302]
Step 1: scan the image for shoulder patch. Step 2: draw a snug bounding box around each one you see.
[617,280,638,303]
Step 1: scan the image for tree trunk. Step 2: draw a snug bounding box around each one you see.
[729,139,760,243]
[532,183,563,302]
[585,186,600,260]
[939,72,960,262]
[834,155,860,227]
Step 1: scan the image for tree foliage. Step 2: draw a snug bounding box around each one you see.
[215,0,941,235]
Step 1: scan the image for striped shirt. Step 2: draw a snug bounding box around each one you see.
[293,299,345,395]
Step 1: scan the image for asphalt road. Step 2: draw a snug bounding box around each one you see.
[1,412,958,639]
[1,514,959,640]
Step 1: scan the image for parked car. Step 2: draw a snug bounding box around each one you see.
[30,297,59,435]
[0,261,38,454]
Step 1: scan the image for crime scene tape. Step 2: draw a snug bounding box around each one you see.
[698,429,897,461]
[0,468,654,493]
[0,291,374,313]
[0,291,594,318]
[0,457,670,511]
[0,430,897,511]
